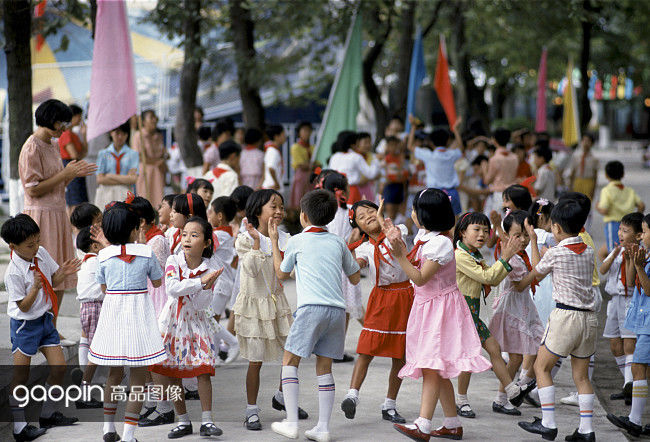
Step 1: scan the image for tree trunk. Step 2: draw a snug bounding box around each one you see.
[229,0,265,129]
[174,0,203,168]
[390,0,416,119]
[579,0,593,131]
[3,0,32,180]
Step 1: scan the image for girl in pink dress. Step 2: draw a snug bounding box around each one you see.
[386,188,491,441]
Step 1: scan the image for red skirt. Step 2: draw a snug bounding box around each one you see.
[149,363,215,378]
[356,281,414,359]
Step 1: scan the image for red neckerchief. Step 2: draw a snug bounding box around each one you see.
[264,141,279,152]
[407,240,426,268]
[176,267,208,320]
[82,253,97,263]
[564,242,588,254]
[518,250,538,295]
[30,257,58,316]
[214,225,234,237]
[347,234,366,251]
[117,245,135,263]
[435,147,447,153]
[614,182,625,190]
[145,225,164,242]
[304,226,327,233]
[621,254,629,296]
[211,166,229,179]
[297,138,310,148]
[170,229,182,253]
[204,142,213,151]
[244,144,258,151]
[497,148,509,156]
[110,151,125,174]
[368,233,393,285]
[493,237,502,261]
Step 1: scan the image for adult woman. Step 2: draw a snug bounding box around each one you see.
[133,109,166,208]
[289,121,314,208]
[58,104,89,214]
[19,99,96,327]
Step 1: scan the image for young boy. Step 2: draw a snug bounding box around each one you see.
[517,199,597,442]
[483,127,519,216]
[3,214,81,440]
[69,202,102,234]
[204,140,241,199]
[262,125,286,192]
[270,189,361,441]
[600,212,642,403]
[597,160,645,252]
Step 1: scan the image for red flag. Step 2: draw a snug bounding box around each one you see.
[433,35,456,127]
[535,48,547,132]
[34,0,47,52]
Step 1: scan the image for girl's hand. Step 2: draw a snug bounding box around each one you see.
[268,218,279,243]
[90,225,110,248]
[385,219,406,257]
[201,268,223,290]
[61,258,82,275]
[348,227,362,245]
[377,197,386,231]
[524,218,537,243]
[244,220,260,250]
[489,210,502,229]
[501,235,523,261]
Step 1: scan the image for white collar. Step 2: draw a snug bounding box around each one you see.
[414,229,441,243]
[216,162,234,172]
[302,225,328,233]
[174,251,209,276]
[10,247,44,274]
[244,228,289,253]
[98,243,152,262]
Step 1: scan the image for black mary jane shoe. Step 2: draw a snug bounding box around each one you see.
[456,404,476,419]
[168,423,193,439]
[492,402,521,416]
[138,406,157,421]
[271,395,309,419]
[564,428,595,442]
[610,391,626,400]
[510,380,536,407]
[139,410,175,427]
[606,413,642,437]
[39,412,78,429]
[13,424,46,442]
[102,432,121,442]
[382,408,406,424]
[518,417,558,441]
[199,423,223,437]
[75,397,104,409]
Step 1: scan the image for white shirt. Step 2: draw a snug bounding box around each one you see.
[329,151,381,185]
[76,254,104,302]
[414,229,455,266]
[211,229,237,297]
[204,162,239,200]
[262,145,283,191]
[355,225,409,286]
[327,207,352,240]
[165,226,182,255]
[6,247,59,320]
[604,249,626,297]
[164,252,214,312]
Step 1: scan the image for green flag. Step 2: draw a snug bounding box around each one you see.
[313,14,362,165]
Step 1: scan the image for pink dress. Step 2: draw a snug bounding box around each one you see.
[399,230,491,380]
[488,254,544,355]
[240,147,264,189]
[19,135,77,290]
[148,232,170,318]
[132,130,166,208]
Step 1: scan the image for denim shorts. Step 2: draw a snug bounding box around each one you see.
[10,312,60,356]
[284,305,346,359]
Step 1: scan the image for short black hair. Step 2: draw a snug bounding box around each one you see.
[266,124,284,140]
[296,121,312,132]
[558,191,591,216]
[76,226,97,253]
[622,212,643,234]
[111,120,131,135]
[1,214,40,245]
[218,140,241,160]
[194,106,204,117]
[141,109,156,121]
[529,199,555,228]
[162,194,177,208]
[431,128,451,147]
[244,128,263,145]
[129,196,157,224]
[503,184,533,211]
[605,160,624,181]
[70,202,102,229]
[173,194,207,220]
[471,154,488,167]
[211,196,237,223]
[389,115,404,125]
[213,117,235,139]
[493,127,511,147]
[349,200,379,231]
[551,199,587,235]
[534,146,553,164]
[184,216,214,258]
[582,133,595,143]
[35,99,72,130]
[503,209,531,234]
[230,185,254,212]
[413,188,455,232]
[198,125,212,141]
[300,189,337,226]
[246,189,284,228]
[357,131,371,141]
[338,131,358,152]
[186,178,214,194]
[102,203,140,245]
[321,172,349,209]
[68,104,83,116]
[453,212,491,248]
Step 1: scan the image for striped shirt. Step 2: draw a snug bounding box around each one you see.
[535,236,595,310]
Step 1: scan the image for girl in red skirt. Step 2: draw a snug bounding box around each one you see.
[341,199,414,423]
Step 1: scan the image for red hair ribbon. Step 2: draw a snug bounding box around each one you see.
[334,188,347,205]
[104,201,117,211]
[348,208,355,222]
[187,194,194,216]
[314,166,322,176]
[186,176,196,185]
[461,212,471,223]
[125,191,135,204]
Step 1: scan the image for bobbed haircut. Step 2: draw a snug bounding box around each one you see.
[357,131,371,141]
[1,214,40,245]
[605,160,624,181]
[111,120,131,135]
[69,104,83,116]
[338,131,358,152]
[76,226,96,253]
[534,146,553,163]
[211,196,237,223]
[550,200,587,235]
[70,202,102,229]
[244,128,263,145]
[503,209,531,234]
[453,212,491,248]
[493,127,511,147]
[300,189,337,227]
[266,124,284,140]
[230,185,254,212]
[321,172,349,209]
[413,188,455,232]
[529,199,555,229]
[129,196,157,225]
[198,125,212,141]
[35,99,72,130]
[173,194,207,220]
[102,203,140,245]
[296,120,312,133]
[218,140,242,160]
[162,194,177,207]
[213,117,235,139]
[503,184,533,211]
[184,216,214,258]
[348,200,379,231]
[186,178,214,194]
[246,189,284,228]
[430,128,451,147]
[622,212,643,234]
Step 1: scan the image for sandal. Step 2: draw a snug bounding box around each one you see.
[457,403,476,418]
[244,413,262,431]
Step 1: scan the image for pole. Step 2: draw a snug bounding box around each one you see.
[136,113,150,202]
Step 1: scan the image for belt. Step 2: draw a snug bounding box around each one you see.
[556,302,591,312]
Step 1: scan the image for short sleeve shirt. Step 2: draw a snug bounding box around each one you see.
[96,144,139,175]
[5,247,59,319]
[598,181,642,223]
[58,130,82,160]
[97,244,163,291]
[355,225,409,286]
[76,255,104,302]
[414,147,462,189]
[415,230,455,266]
[262,146,283,190]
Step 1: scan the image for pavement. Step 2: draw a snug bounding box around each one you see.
[1,147,648,441]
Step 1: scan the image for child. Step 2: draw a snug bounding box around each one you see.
[204,140,241,199]
[356,132,378,204]
[600,212,642,403]
[263,125,286,191]
[150,217,224,438]
[270,189,361,441]
[385,189,491,441]
[94,121,139,210]
[158,194,177,232]
[3,214,80,441]
[70,202,102,234]
[527,199,557,328]
[597,160,645,252]
[86,203,165,442]
[289,121,315,208]
[567,134,599,201]
[533,147,556,201]
[187,178,214,210]
[166,194,207,256]
[330,132,381,205]
[240,128,265,189]
[230,185,254,233]
[233,189,301,430]
[483,128,519,216]
[514,144,532,180]
[382,136,409,221]
[607,215,650,437]
[453,212,529,418]
[342,199,414,423]
[518,199,597,442]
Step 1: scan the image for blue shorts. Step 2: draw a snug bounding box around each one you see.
[382,183,405,205]
[442,187,462,215]
[604,221,620,252]
[633,334,650,364]
[10,312,60,357]
[284,305,346,359]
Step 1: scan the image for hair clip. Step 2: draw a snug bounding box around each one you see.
[348,207,355,221]
[105,201,117,211]
[125,191,135,204]
[504,208,512,218]
[313,166,322,176]
[187,194,194,216]
[537,198,549,207]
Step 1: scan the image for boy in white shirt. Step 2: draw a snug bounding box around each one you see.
[263,125,286,192]
[203,140,241,200]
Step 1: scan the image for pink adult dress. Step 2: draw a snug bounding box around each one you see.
[133,130,166,208]
[19,135,77,290]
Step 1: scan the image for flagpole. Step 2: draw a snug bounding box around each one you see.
[136,114,150,202]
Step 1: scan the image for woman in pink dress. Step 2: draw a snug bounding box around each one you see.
[386,189,491,442]
[133,109,167,208]
[19,99,97,326]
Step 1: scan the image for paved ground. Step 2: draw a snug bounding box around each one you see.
[2,147,648,441]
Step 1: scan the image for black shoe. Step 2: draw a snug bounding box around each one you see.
[70,367,83,386]
[334,353,354,363]
[623,382,633,398]
[138,406,157,421]
[643,424,650,436]
[218,350,228,361]
[492,402,521,416]
[244,413,262,431]
[524,393,541,408]
[139,410,175,427]
[564,428,595,441]
[102,432,121,442]
[457,403,476,418]
[75,397,103,409]
[610,391,626,400]
[510,380,536,407]
[224,308,231,319]
[200,423,223,436]
[271,395,309,419]
[518,417,558,441]
[606,413,641,437]
[13,425,46,442]
[382,408,406,424]
[168,423,193,439]
[341,397,357,419]
[184,388,200,400]
[39,411,78,429]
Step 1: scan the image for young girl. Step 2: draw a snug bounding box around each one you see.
[158,194,176,232]
[386,189,491,441]
[150,217,223,438]
[289,121,315,208]
[341,199,414,423]
[165,194,207,256]
[187,178,214,209]
[232,189,306,430]
[532,147,556,202]
[527,199,557,327]
[88,203,165,442]
[453,212,529,418]
[382,137,409,221]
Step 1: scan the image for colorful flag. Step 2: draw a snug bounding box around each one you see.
[433,35,456,127]
[87,0,137,141]
[313,14,362,165]
[562,60,580,147]
[535,48,547,132]
[405,27,426,133]
[34,0,47,52]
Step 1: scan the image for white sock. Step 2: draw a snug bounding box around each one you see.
[519,373,534,386]
[157,400,173,414]
[494,391,508,406]
[413,416,431,434]
[39,384,56,418]
[316,373,335,433]
[214,323,238,346]
[456,393,469,406]
[625,355,634,385]
[615,354,627,378]
[281,366,299,425]
[538,385,557,429]
[123,412,138,441]
[178,413,191,425]
[629,380,648,426]
[79,336,89,367]
[550,358,563,379]
[202,410,212,424]
[346,388,359,400]
[505,381,520,400]
[578,394,594,434]
[183,377,198,391]
[103,402,117,434]
[442,416,462,429]
[588,355,595,381]
[10,394,27,434]
[274,390,285,405]
[382,397,396,411]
